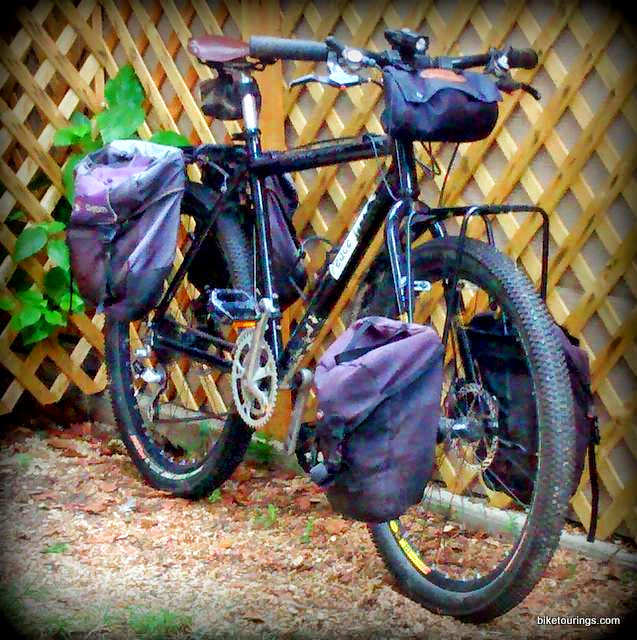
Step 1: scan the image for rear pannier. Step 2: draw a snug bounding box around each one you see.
[312,316,443,523]
[68,140,185,322]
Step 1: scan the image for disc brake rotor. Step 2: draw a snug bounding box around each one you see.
[231,328,278,429]
[445,382,499,470]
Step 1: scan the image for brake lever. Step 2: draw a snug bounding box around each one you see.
[290,51,363,89]
[521,82,541,101]
[496,76,541,101]
[289,73,319,88]
[289,70,363,89]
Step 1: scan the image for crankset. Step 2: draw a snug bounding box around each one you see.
[230,298,279,429]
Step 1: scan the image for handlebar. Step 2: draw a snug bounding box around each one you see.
[506,48,539,69]
[249,36,328,62]
[249,35,538,72]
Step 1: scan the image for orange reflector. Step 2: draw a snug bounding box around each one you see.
[231,320,256,331]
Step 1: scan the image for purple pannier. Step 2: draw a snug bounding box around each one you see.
[68,140,185,321]
[465,314,600,540]
[312,316,443,523]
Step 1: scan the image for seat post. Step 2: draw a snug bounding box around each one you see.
[240,72,260,137]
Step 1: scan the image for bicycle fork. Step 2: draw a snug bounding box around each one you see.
[384,138,436,323]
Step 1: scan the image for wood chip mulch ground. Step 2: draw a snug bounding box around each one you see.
[0,422,635,640]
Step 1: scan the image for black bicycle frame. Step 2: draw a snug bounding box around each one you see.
[153,118,550,393]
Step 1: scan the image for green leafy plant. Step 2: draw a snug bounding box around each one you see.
[1,65,190,349]
[42,542,69,554]
[247,431,276,466]
[301,516,315,544]
[207,488,222,503]
[54,64,189,203]
[127,607,192,640]
[1,217,83,346]
[254,503,279,528]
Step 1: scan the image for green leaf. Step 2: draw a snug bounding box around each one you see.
[97,103,145,144]
[22,317,57,345]
[47,239,70,270]
[105,65,144,108]
[41,221,66,234]
[43,542,68,554]
[44,267,70,303]
[16,289,47,308]
[301,516,315,544]
[7,210,26,222]
[43,308,66,326]
[10,305,42,331]
[207,489,221,503]
[79,136,101,153]
[13,226,47,262]
[150,131,191,147]
[59,291,84,313]
[63,153,85,204]
[53,198,72,225]
[53,126,88,147]
[71,112,91,127]
[54,113,92,147]
[0,297,15,311]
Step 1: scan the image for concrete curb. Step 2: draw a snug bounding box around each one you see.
[421,486,637,569]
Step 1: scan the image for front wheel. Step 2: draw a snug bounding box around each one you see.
[358,237,575,621]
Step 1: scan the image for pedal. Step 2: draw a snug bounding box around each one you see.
[207,288,257,324]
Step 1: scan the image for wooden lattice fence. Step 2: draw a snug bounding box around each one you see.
[0,0,635,542]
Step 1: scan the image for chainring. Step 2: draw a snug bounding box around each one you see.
[231,328,278,429]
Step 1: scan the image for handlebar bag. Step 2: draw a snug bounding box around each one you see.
[312,316,443,523]
[465,313,600,538]
[68,140,185,322]
[382,67,501,142]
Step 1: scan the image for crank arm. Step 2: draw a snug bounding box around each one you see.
[243,298,275,382]
[284,368,313,455]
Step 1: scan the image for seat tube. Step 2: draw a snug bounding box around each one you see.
[239,73,282,360]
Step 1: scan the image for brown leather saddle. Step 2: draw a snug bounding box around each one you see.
[188,35,249,63]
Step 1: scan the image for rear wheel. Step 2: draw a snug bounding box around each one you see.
[357,237,574,621]
[104,210,254,497]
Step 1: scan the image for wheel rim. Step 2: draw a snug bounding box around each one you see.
[377,272,539,588]
[125,311,235,472]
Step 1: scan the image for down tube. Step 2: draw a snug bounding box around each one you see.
[278,183,394,387]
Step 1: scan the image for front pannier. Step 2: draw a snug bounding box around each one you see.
[312,316,443,523]
[68,140,185,322]
[465,313,600,539]
[382,67,501,142]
